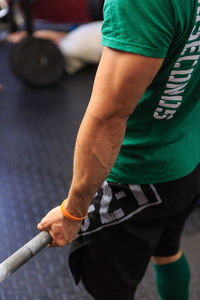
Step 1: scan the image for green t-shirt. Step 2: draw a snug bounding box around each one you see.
[102,0,200,184]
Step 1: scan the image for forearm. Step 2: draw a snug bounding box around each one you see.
[63,47,163,218]
[65,109,128,217]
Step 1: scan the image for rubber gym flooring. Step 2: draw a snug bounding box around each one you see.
[0,41,200,300]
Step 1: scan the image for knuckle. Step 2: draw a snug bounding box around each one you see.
[57,240,66,247]
[67,238,73,245]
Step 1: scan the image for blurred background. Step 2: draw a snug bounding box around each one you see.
[0,1,200,299]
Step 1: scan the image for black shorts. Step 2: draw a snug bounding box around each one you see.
[69,164,200,300]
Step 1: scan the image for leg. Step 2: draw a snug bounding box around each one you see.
[70,173,198,300]
[6,30,27,43]
[152,250,190,300]
[70,230,152,300]
[151,219,191,300]
[149,166,200,300]
[34,30,66,45]
[69,182,161,300]
[152,249,182,265]
[6,30,66,45]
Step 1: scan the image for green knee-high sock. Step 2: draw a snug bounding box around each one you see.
[153,253,190,300]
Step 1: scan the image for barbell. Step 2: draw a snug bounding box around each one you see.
[0,231,52,283]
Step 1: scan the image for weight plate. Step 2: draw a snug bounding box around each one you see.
[10,36,65,86]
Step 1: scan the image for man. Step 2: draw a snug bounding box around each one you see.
[38,0,200,299]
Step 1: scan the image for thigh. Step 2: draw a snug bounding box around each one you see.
[152,165,200,256]
[152,217,187,257]
[69,168,200,299]
[69,182,160,299]
[79,231,151,300]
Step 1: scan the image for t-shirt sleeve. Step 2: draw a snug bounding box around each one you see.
[101,0,175,58]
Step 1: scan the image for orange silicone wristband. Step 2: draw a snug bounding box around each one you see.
[60,200,88,222]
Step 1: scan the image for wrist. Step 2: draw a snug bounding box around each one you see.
[61,199,88,222]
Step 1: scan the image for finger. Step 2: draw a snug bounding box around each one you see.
[48,240,57,248]
[37,223,43,231]
[48,235,68,247]
[37,218,49,231]
[47,238,67,248]
[37,222,49,231]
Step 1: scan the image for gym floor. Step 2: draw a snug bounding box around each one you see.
[0,41,200,300]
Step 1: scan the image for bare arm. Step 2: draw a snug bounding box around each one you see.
[38,47,163,246]
[66,47,163,216]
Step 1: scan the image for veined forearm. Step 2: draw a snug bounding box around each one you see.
[62,48,163,217]
[65,110,127,217]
